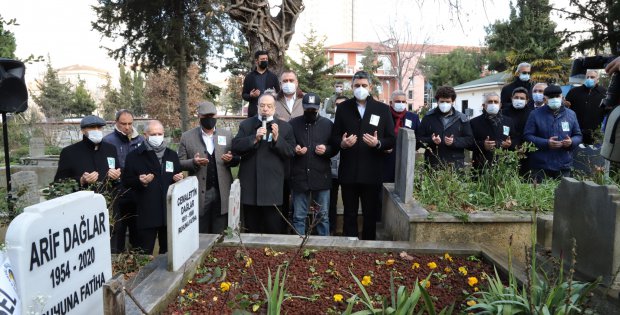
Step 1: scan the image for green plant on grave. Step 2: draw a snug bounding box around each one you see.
[263,264,287,315]
[343,270,454,315]
[414,142,557,214]
[466,210,600,314]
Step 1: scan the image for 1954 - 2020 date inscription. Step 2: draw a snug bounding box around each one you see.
[50,246,96,288]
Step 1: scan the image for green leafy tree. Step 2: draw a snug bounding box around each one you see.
[131,71,145,116]
[221,31,252,76]
[93,0,233,131]
[287,29,341,100]
[485,0,569,83]
[360,46,383,95]
[70,79,97,116]
[100,75,120,121]
[33,61,73,121]
[221,74,244,115]
[554,0,620,55]
[0,15,16,58]
[420,48,484,88]
[118,65,133,110]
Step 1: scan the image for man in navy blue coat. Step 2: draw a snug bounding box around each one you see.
[524,85,583,182]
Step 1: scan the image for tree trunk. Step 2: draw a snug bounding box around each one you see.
[227,0,305,75]
[177,62,189,132]
[173,0,189,132]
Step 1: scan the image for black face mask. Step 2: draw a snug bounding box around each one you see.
[303,111,318,123]
[200,117,217,130]
[259,60,268,69]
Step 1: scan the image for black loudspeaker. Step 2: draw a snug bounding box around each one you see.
[0,58,28,113]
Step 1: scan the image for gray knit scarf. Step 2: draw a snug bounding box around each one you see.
[144,140,167,164]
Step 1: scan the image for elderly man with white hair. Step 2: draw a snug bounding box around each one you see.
[501,62,534,109]
[122,120,184,255]
[232,93,296,234]
[565,70,607,145]
[468,92,516,170]
[383,90,420,183]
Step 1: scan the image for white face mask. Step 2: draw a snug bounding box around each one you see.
[438,102,452,113]
[354,87,369,100]
[512,99,526,109]
[335,87,343,93]
[519,73,530,82]
[486,104,500,115]
[547,97,562,110]
[532,93,544,103]
[393,102,407,112]
[87,130,103,144]
[282,82,296,95]
[147,135,164,147]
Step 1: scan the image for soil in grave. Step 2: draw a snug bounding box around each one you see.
[165,247,496,314]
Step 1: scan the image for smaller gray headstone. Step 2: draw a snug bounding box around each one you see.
[29,137,45,158]
[228,179,241,231]
[11,171,39,209]
[394,128,416,204]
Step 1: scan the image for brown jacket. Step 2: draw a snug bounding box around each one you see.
[275,89,304,121]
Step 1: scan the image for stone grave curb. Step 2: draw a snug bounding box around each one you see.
[123,234,526,314]
[124,234,220,314]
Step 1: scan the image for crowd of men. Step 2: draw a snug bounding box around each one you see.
[53,53,620,254]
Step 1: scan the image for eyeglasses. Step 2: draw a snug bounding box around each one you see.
[521,72,531,75]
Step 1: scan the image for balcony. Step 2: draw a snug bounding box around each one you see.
[334,65,397,77]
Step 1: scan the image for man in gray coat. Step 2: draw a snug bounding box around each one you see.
[232,94,296,234]
[178,101,240,233]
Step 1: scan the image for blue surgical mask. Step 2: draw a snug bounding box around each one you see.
[547,97,562,110]
[532,93,544,103]
[519,73,530,82]
[584,79,595,88]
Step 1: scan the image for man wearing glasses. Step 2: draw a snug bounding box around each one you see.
[501,62,534,109]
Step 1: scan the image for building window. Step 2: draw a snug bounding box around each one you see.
[333,53,348,66]
[355,54,364,70]
[408,90,413,99]
[378,55,392,71]
[462,100,469,113]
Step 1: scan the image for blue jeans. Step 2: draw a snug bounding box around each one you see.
[292,190,330,236]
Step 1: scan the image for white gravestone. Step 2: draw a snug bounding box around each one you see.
[5,191,112,315]
[228,179,241,232]
[166,176,199,272]
[29,138,45,158]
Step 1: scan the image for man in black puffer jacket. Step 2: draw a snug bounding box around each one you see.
[417,86,474,168]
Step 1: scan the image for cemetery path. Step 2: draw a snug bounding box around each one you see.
[164,247,495,314]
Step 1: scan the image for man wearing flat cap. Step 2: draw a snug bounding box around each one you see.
[289,93,337,236]
[178,101,240,234]
[55,115,121,189]
[524,85,582,182]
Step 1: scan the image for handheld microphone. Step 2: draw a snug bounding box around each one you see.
[261,115,267,141]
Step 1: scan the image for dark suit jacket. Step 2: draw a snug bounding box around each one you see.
[122,145,181,229]
[331,97,396,185]
[232,116,295,206]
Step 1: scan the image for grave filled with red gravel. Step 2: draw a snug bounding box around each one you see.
[164,246,496,314]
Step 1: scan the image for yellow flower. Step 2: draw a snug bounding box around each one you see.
[361,275,372,286]
[220,282,231,292]
[419,279,430,288]
[245,257,253,268]
[329,260,334,267]
[458,266,467,275]
[444,267,452,273]
[386,259,395,266]
[212,296,218,302]
[444,253,453,262]
[412,262,420,269]
[467,300,477,306]
[468,277,479,287]
[180,289,186,295]
[333,294,344,302]
[188,292,194,298]
[474,287,479,292]
[427,262,437,269]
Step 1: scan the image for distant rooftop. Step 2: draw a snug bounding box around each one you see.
[57,64,109,74]
[454,72,511,90]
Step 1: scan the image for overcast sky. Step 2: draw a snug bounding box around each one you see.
[3,0,578,84]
